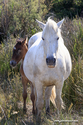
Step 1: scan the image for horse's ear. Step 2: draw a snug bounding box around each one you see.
[22,36,28,45]
[25,35,28,44]
[36,19,45,30]
[57,19,65,28]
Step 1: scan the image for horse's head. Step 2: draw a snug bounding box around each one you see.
[10,37,28,67]
[36,18,64,68]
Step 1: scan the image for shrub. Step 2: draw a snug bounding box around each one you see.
[49,0,83,19]
[0,0,47,41]
[62,18,83,110]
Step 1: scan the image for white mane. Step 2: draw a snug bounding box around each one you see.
[43,19,58,36]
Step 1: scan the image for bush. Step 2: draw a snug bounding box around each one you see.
[0,0,47,41]
[49,0,83,19]
[62,18,83,110]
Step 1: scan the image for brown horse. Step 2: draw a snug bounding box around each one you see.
[10,37,36,114]
[10,37,56,114]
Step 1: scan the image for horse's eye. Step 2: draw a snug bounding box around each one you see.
[42,37,44,40]
[19,42,21,45]
[57,37,59,40]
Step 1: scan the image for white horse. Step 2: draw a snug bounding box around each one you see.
[28,31,56,114]
[23,18,72,116]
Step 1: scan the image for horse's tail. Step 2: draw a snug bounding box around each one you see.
[50,86,65,109]
[50,86,56,107]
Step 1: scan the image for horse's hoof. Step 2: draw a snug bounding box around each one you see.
[32,110,36,115]
[46,106,50,115]
[36,115,41,124]
[23,108,27,113]
[32,109,37,115]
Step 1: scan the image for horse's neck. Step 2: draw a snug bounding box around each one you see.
[21,48,28,66]
[20,58,25,75]
[21,54,26,64]
[21,58,24,64]
[22,45,28,62]
[20,46,28,76]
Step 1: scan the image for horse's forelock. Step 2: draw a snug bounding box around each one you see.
[43,19,58,37]
[13,41,22,50]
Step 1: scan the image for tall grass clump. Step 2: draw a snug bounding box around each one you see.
[62,18,83,111]
[0,73,24,125]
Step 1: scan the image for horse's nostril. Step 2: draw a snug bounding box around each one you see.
[11,62,13,65]
[10,61,13,65]
[10,61,12,65]
[10,60,16,67]
[12,62,14,65]
[53,58,56,64]
[46,58,49,64]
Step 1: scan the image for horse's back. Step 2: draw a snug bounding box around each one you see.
[28,32,42,49]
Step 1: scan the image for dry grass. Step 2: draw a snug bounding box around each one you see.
[0,85,83,125]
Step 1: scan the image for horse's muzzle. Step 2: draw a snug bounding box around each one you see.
[46,56,56,68]
[10,60,17,67]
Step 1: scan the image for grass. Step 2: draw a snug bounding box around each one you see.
[0,18,83,124]
[0,88,83,125]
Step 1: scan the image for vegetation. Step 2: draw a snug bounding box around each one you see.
[0,0,83,124]
[62,18,83,111]
[0,0,47,41]
[49,0,83,19]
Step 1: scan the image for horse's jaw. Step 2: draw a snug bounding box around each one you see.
[10,64,17,69]
[10,59,22,68]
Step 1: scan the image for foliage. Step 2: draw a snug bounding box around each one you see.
[62,18,83,110]
[49,0,83,19]
[0,0,47,41]
[0,37,20,81]
[0,73,24,125]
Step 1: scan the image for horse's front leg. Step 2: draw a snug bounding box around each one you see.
[55,82,63,115]
[35,81,44,117]
[45,86,54,114]
[30,84,37,115]
[22,77,27,112]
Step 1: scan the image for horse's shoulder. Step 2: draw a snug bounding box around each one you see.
[58,43,72,79]
[20,63,28,80]
[59,42,69,54]
[58,43,71,65]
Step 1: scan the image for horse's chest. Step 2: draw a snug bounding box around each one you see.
[42,74,57,86]
[34,65,60,86]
